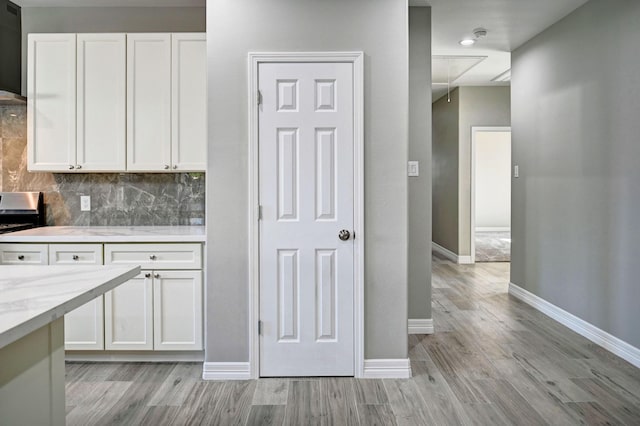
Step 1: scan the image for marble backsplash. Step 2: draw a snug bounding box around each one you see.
[0,105,205,226]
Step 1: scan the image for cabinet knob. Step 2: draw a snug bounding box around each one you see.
[149,254,157,260]
[72,255,79,261]
[145,273,151,278]
[18,255,25,261]
[75,165,82,170]
[68,165,75,170]
[154,273,160,279]
[164,165,170,170]
[173,165,178,169]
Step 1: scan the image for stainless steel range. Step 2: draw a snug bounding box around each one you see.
[0,192,45,234]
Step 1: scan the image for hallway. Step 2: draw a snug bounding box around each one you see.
[64,256,640,425]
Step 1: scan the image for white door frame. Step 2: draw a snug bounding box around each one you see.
[248,52,365,379]
[470,126,511,263]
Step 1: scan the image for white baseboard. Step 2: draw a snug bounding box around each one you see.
[476,227,510,232]
[408,319,434,334]
[202,362,251,380]
[65,351,204,362]
[432,242,473,264]
[362,358,412,379]
[509,283,640,369]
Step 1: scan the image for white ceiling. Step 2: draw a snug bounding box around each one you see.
[412,0,589,100]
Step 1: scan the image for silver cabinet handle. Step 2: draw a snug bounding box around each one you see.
[72,255,79,261]
[154,273,160,279]
[338,230,351,241]
[18,255,25,260]
[164,165,170,170]
[68,165,75,170]
[149,255,157,260]
[172,165,178,169]
[75,165,82,170]
[145,273,151,278]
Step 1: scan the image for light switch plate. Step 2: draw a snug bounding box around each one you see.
[80,195,91,212]
[408,161,419,177]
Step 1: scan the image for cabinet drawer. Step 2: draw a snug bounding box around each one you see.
[104,243,202,270]
[0,244,49,265]
[49,244,103,265]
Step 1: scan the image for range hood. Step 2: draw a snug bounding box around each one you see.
[0,0,25,105]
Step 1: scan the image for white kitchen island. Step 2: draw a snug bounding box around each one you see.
[0,265,140,426]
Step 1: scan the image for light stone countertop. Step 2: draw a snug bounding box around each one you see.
[0,226,206,243]
[0,265,140,349]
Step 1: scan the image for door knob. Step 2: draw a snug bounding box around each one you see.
[338,230,351,241]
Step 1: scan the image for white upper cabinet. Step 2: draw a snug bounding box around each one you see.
[126,33,172,172]
[28,32,206,173]
[171,33,207,171]
[27,34,77,172]
[77,34,126,172]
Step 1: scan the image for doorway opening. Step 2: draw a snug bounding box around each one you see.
[471,126,511,263]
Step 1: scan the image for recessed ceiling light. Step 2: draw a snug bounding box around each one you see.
[459,38,476,46]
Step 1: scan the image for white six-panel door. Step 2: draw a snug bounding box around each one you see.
[259,62,355,376]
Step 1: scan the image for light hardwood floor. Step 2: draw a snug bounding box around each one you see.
[65,255,640,425]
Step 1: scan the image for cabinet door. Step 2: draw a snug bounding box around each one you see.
[0,243,48,265]
[49,244,105,350]
[77,34,126,172]
[153,270,203,350]
[126,33,171,171]
[171,33,206,172]
[104,271,153,350]
[27,34,77,172]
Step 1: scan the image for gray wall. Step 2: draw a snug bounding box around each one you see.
[431,86,510,255]
[511,0,640,347]
[458,87,510,255]
[206,0,409,362]
[432,89,459,252]
[20,6,206,94]
[408,7,432,321]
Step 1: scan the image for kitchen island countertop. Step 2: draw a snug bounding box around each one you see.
[0,265,140,349]
[0,225,205,243]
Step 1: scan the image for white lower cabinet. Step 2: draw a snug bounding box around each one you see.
[0,241,203,353]
[49,244,104,350]
[104,243,203,351]
[104,271,154,350]
[153,270,203,350]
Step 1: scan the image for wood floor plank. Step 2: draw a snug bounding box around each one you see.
[571,378,640,425]
[356,404,398,426]
[319,378,359,426]
[65,381,132,426]
[246,405,286,426]
[468,379,547,425]
[208,380,257,426]
[252,378,289,405]
[352,379,389,404]
[171,381,225,425]
[284,380,323,425]
[147,363,202,407]
[564,402,624,426]
[411,360,472,424]
[383,378,434,425]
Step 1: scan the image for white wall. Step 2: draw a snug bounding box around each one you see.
[475,131,511,230]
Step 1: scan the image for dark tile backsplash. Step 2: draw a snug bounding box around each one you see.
[0,105,205,226]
